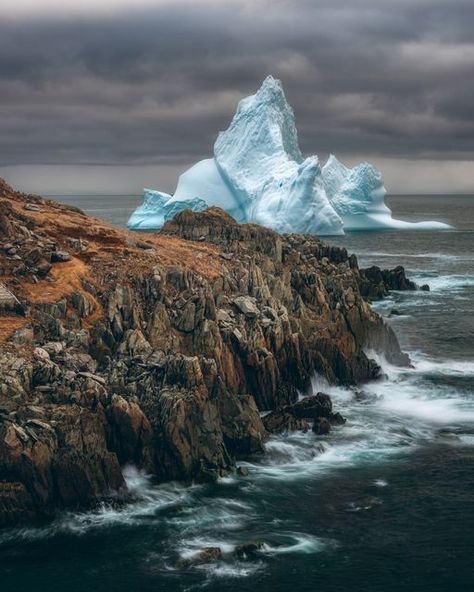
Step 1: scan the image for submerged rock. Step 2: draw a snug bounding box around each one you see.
[177,547,223,568]
[234,542,265,560]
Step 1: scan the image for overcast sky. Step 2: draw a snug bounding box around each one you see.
[0,0,473,194]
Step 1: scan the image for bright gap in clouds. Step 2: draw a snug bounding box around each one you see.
[0,0,229,18]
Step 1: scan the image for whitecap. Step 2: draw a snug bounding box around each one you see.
[263,532,327,555]
[411,274,474,292]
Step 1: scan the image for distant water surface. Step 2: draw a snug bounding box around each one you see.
[1,194,473,592]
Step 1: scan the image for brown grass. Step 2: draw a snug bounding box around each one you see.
[149,235,224,281]
[23,258,88,303]
[22,258,104,327]
[0,316,29,343]
[1,189,227,345]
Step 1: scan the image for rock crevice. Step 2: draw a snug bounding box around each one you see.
[0,184,411,526]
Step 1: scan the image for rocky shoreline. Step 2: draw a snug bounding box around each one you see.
[0,179,424,527]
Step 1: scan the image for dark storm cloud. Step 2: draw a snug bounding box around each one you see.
[0,0,473,166]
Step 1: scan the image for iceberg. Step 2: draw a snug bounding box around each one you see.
[127,188,207,230]
[128,76,451,234]
[322,155,450,231]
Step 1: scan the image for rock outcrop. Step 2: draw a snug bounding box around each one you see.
[262,392,345,434]
[0,181,410,526]
[358,264,418,300]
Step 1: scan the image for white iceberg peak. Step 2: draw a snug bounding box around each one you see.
[127,76,452,234]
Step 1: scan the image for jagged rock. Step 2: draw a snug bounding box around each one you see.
[0,210,13,237]
[0,181,412,527]
[358,265,417,300]
[263,393,337,434]
[263,412,310,434]
[233,296,259,317]
[175,300,196,332]
[107,394,154,468]
[218,392,266,456]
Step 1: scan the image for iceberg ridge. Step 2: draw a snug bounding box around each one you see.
[127,76,451,235]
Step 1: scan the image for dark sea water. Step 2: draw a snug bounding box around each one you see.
[1,195,473,592]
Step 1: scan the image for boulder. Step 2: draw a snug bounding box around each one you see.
[262,393,340,434]
[50,251,71,263]
[233,296,259,317]
[313,417,331,435]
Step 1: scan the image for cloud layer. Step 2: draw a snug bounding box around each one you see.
[0,0,473,192]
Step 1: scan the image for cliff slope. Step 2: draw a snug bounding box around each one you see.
[0,179,408,526]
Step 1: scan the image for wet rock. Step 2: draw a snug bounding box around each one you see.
[359,265,416,300]
[177,547,222,568]
[218,393,266,456]
[236,466,249,477]
[234,542,265,560]
[107,394,153,468]
[263,412,310,434]
[262,393,339,434]
[354,391,382,404]
[330,412,346,425]
[312,417,331,435]
[420,284,430,291]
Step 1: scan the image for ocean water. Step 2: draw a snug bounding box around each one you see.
[1,195,473,592]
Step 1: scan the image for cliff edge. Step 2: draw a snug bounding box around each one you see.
[0,180,409,526]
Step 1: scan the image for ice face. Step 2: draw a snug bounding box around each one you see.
[127,188,207,230]
[214,76,343,235]
[322,155,392,227]
[127,76,452,234]
[171,158,247,223]
[322,155,451,230]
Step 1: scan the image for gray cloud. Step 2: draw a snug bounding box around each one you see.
[0,0,473,192]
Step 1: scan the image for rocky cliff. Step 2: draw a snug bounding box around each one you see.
[0,178,411,526]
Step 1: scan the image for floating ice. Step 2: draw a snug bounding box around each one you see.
[322,155,451,231]
[128,76,451,235]
[127,188,207,230]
